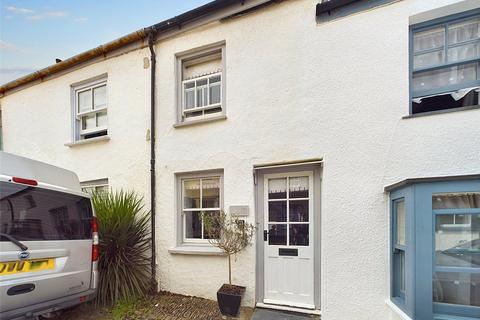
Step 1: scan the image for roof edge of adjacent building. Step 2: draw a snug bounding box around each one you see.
[384,174,480,192]
[0,0,275,97]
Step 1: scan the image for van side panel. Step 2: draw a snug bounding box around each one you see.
[0,180,95,316]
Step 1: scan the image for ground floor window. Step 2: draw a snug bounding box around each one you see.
[392,198,406,301]
[81,178,109,195]
[388,177,480,319]
[178,171,222,244]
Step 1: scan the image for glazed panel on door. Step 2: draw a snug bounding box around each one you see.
[263,172,314,309]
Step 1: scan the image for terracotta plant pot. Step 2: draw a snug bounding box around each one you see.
[216,284,246,317]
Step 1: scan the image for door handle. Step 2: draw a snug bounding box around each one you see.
[264,230,268,241]
[7,283,35,296]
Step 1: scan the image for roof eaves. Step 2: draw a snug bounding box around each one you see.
[315,0,362,16]
[0,30,147,97]
[0,0,262,97]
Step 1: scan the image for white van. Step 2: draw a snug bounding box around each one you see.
[0,152,98,319]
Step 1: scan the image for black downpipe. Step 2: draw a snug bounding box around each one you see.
[147,29,157,292]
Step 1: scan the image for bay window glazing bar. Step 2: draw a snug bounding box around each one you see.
[444,24,448,69]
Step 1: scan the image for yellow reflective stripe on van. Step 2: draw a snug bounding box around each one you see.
[0,259,55,275]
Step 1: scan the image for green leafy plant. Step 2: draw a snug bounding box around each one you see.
[204,212,255,285]
[91,190,151,306]
[110,298,136,320]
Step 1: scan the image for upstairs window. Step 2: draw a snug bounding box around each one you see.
[411,11,480,115]
[176,43,225,124]
[72,76,108,140]
[183,73,222,116]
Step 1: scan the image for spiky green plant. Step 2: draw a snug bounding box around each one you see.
[91,190,151,306]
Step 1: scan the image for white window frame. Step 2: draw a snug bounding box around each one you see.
[175,42,226,124]
[437,211,473,228]
[176,170,224,245]
[81,178,109,194]
[71,75,108,141]
[182,72,222,116]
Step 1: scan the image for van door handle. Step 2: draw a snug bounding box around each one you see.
[264,230,268,241]
[7,283,35,296]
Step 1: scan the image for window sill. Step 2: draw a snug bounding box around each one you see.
[168,245,225,256]
[434,314,480,320]
[173,114,227,128]
[64,135,110,147]
[385,299,412,320]
[403,105,480,119]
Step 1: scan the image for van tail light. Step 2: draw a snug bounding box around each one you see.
[91,216,98,233]
[12,177,38,186]
[91,217,99,262]
[92,244,99,262]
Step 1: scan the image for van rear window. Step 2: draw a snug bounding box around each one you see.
[0,182,92,241]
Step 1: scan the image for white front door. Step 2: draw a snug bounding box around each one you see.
[263,171,315,309]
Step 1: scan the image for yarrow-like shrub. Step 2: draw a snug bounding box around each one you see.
[91,190,151,306]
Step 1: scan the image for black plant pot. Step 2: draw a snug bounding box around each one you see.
[217,284,246,317]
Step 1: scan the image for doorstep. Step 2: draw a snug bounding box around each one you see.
[221,306,254,320]
[252,308,320,320]
[256,303,321,316]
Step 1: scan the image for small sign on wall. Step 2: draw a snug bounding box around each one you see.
[229,205,249,217]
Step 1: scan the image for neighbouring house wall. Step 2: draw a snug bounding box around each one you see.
[0,47,152,203]
[1,1,479,320]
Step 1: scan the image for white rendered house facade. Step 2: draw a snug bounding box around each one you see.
[1,0,480,319]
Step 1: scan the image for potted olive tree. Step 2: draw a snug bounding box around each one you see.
[204,212,255,317]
